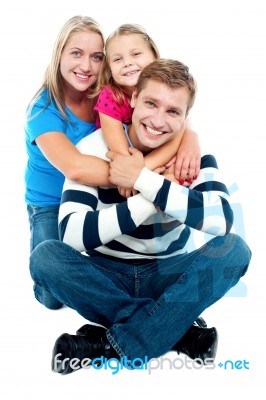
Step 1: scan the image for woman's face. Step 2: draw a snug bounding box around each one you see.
[60,30,104,93]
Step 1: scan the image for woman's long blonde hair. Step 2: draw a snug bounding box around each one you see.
[28,15,104,119]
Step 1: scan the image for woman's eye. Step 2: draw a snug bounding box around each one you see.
[92,53,104,62]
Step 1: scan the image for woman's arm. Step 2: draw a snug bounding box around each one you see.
[144,123,186,172]
[144,120,201,186]
[173,121,201,184]
[36,132,110,186]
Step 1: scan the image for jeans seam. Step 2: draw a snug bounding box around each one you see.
[106,330,126,358]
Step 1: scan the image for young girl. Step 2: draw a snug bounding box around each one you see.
[94,24,200,196]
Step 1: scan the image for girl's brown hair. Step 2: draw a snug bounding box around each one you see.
[94,24,160,105]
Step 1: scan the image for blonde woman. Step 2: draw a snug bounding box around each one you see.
[25,16,108,308]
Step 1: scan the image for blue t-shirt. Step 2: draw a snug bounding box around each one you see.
[24,89,96,206]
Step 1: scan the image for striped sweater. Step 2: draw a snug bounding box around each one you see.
[59,129,233,260]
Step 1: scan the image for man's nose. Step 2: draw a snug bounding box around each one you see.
[150,110,165,129]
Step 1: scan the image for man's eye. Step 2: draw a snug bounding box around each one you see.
[145,101,155,107]
[169,110,180,116]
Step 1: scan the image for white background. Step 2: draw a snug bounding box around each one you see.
[0,0,265,398]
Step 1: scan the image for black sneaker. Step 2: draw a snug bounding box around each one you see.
[52,324,116,374]
[173,320,218,364]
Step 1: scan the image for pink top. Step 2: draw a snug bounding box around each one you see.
[94,86,133,129]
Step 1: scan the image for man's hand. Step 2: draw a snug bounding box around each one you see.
[106,148,145,188]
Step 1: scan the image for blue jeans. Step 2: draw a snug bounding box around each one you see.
[27,205,62,309]
[29,233,251,360]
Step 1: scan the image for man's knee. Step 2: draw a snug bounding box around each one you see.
[223,233,251,279]
[30,239,62,277]
[228,233,251,265]
[207,233,250,261]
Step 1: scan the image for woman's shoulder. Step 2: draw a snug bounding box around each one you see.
[26,89,63,124]
[32,88,49,106]
[30,89,60,115]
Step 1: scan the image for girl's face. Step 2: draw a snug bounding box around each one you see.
[60,30,104,93]
[107,34,156,91]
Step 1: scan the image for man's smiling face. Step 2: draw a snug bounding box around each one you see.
[130,78,189,153]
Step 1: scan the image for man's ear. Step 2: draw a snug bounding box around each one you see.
[130,89,137,108]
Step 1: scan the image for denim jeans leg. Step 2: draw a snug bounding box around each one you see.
[107,233,251,360]
[30,234,251,360]
[29,240,156,340]
[27,205,62,309]
[27,205,60,251]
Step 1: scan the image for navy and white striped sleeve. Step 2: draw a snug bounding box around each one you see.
[58,178,157,252]
[134,155,233,236]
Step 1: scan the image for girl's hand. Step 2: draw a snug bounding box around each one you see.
[118,186,138,198]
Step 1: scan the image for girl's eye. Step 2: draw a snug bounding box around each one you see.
[72,51,81,57]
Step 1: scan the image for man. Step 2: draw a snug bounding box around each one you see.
[30,59,251,374]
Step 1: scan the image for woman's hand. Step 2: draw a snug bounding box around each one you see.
[172,128,201,185]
